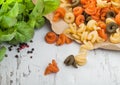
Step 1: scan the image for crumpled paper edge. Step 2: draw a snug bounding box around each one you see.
[45,13,120,51]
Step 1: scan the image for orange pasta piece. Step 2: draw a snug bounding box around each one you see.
[92,15,100,21]
[98,21,106,30]
[82,0,96,8]
[56,38,62,45]
[52,60,58,68]
[115,12,120,25]
[56,34,66,45]
[100,7,110,21]
[56,34,72,45]
[48,64,59,73]
[106,0,111,2]
[53,7,66,22]
[85,5,97,15]
[53,13,60,22]
[44,66,51,75]
[80,0,87,5]
[73,6,83,17]
[75,15,85,26]
[91,7,101,21]
[98,29,108,40]
[44,59,59,75]
[111,6,120,14]
[67,0,72,3]
[45,32,57,44]
[65,36,73,44]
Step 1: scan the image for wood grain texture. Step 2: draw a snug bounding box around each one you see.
[0,23,120,85]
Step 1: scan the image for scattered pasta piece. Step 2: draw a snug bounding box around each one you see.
[56,33,73,45]
[44,59,59,75]
[74,53,87,66]
[45,32,72,45]
[65,36,73,44]
[45,32,57,44]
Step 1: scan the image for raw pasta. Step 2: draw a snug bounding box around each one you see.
[77,23,86,33]
[106,18,116,24]
[74,46,88,66]
[111,0,120,8]
[64,23,77,35]
[64,12,75,23]
[110,28,120,43]
[96,36,105,43]
[80,31,89,42]
[64,22,101,43]
[86,20,100,31]
[74,54,87,66]
[51,0,120,67]
[74,41,94,66]
[97,0,111,8]
[87,30,99,43]
[81,41,94,50]
[60,0,71,8]
[60,0,68,3]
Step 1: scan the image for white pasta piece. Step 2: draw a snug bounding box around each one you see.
[69,23,77,30]
[69,23,77,33]
[68,8,73,12]
[80,31,89,42]
[64,28,73,34]
[76,32,82,36]
[60,0,72,8]
[111,1,120,8]
[60,3,72,8]
[64,12,75,24]
[72,34,81,40]
[106,18,116,24]
[64,23,77,36]
[111,0,119,2]
[116,28,120,33]
[81,41,94,50]
[96,36,105,43]
[74,53,87,66]
[86,20,99,31]
[77,23,86,33]
[87,30,99,43]
[97,0,111,8]
[60,0,68,3]
[110,29,120,43]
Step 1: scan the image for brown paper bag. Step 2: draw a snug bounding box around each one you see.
[45,13,120,51]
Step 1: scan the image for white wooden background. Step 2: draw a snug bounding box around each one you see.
[0,23,120,85]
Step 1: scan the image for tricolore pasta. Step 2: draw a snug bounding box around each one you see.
[53,0,120,67]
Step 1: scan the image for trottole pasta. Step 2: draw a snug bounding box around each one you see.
[47,0,120,67]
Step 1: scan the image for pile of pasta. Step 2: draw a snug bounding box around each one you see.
[45,0,120,66]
